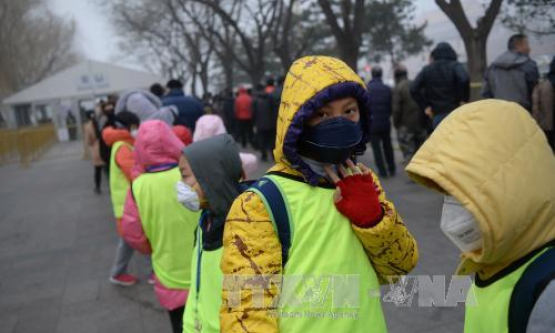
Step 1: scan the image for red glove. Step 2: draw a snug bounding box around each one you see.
[334,174,383,228]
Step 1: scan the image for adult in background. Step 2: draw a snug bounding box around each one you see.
[532,56,555,151]
[84,110,105,194]
[268,75,285,151]
[150,83,166,99]
[162,79,204,132]
[411,42,470,129]
[234,87,253,148]
[367,66,396,178]
[252,83,275,161]
[98,99,117,176]
[392,64,427,163]
[482,34,539,112]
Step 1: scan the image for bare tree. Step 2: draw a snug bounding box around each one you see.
[110,0,215,96]
[0,0,79,97]
[317,0,366,71]
[435,0,504,83]
[190,0,281,85]
[272,0,331,72]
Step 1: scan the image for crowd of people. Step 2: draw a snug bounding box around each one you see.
[78,33,555,333]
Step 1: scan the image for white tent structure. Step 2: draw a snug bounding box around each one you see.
[1,60,165,140]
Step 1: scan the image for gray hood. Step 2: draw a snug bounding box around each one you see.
[492,51,530,70]
[115,89,175,126]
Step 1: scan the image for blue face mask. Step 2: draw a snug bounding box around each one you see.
[298,117,363,164]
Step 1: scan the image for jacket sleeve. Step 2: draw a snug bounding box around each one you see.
[392,86,402,128]
[524,60,540,98]
[481,68,493,98]
[116,145,135,182]
[410,69,427,110]
[221,191,281,333]
[121,190,152,254]
[455,63,470,103]
[350,172,419,284]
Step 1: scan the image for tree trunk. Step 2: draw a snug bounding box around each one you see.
[462,35,488,101]
[224,65,234,90]
[190,72,197,98]
[341,42,359,72]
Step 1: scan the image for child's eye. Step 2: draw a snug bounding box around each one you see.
[345,108,358,114]
[316,111,328,118]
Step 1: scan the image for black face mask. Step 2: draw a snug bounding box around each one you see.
[297,117,363,164]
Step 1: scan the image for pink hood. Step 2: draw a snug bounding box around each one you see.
[133,120,184,171]
[193,115,227,142]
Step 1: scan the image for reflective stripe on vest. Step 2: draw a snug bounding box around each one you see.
[109,141,132,218]
[464,249,549,333]
[266,175,387,333]
[132,168,199,290]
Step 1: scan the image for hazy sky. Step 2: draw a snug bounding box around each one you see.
[47,0,553,78]
[48,0,438,67]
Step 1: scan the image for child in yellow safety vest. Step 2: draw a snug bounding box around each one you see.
[121,120,199,333]
[406,100,555,333]
[102,111,141,287]
[220,56,419,333]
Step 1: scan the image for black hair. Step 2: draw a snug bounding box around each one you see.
[166,79,184,90]
[508,34,527,51]
[266,78,275,86]
[371,66,383,79]
[115,111,140,130]
[150,83,165,97]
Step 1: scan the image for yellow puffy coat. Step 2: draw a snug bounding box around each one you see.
[406,99,555,279]
[220,56,419,333]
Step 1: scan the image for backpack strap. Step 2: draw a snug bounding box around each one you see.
[508,247,555,333]
[248,177,292,267]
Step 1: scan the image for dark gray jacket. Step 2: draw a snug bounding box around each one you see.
[482,51,539,111]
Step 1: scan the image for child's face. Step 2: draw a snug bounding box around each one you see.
[179,155,207,208]
[306,97,360,127]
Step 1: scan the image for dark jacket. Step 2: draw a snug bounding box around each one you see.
[252,91,275,132]
[393,78,423,130]
[410,42,470,115]
[162,89,204,131]
[367,78,392,133]
[482,51,540,111]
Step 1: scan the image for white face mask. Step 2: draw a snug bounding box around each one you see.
[130,129,139,138]
[176,181,200,211]
[440,195,483,253]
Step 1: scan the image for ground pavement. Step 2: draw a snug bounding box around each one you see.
[0,143,465,333]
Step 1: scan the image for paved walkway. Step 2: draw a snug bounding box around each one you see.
[0,144,464,332]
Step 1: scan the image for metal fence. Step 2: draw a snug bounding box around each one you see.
[0,124,84,167]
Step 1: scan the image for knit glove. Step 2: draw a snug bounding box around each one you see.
[334,173,384,228]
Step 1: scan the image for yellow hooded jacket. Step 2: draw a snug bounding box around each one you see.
[406,99,555,279]
[220,56,419,332]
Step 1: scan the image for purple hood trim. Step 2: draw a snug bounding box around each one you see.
[283,81,372,185]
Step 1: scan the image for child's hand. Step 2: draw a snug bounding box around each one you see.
[325,160,383,228]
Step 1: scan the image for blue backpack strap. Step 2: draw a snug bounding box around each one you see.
[249,177,291,267]
[508,246,555,333]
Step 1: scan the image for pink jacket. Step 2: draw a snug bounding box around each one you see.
[120,120,189,310]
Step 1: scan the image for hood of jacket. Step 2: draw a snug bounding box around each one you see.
[133,120,184,170]
[193,114,227,142]
[406,99,555,279]
[172,125,192,146]
[269,56,372,185]
[115,90,175,126]
[492,50,530,70]
[102,127,134,147]
[431,42,457,61]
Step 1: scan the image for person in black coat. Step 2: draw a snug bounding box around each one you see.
[367,66,396,178]
[410,42,470,129]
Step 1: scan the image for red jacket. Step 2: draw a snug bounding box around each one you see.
[234,88,253,120]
